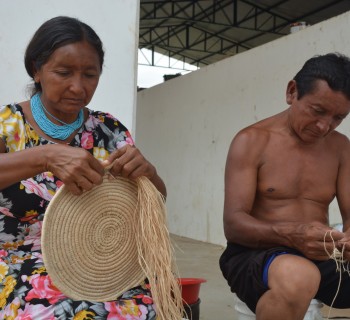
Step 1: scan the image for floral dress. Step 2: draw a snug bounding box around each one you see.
[0,104,156,320]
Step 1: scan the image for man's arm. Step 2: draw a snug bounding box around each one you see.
[224,128,292,247]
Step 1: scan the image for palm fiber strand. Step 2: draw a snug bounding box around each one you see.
[323,230,349,320]
[136,176,184,320]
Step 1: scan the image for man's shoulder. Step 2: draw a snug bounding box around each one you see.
[326,131,350,159]
[237,124,269,139]
[235,116,277,142]
[328,130,350,146]
[231,124,271,156]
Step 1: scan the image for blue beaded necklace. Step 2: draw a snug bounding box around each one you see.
[30,93,84,140]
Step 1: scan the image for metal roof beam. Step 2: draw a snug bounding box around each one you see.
[139,0,350,67]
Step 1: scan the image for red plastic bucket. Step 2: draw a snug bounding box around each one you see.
[178,278,207,305]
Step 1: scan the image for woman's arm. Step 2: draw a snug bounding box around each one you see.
[0,142,105,195]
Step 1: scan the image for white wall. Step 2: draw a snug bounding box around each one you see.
[136,11,350,246]
[0,0,139,132]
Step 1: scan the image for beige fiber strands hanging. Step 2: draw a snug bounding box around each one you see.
[42,174,184,320]
[323,230,349,320]
[136,177,184,320]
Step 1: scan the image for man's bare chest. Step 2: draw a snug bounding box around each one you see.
[257,141,339,201]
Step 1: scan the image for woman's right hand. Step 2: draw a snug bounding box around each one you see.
[45,144,105,195]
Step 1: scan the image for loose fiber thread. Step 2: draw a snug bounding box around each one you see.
[135,176,185,320]
[323,230,349,320]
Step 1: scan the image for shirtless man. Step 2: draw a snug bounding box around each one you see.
[219,53,350,320]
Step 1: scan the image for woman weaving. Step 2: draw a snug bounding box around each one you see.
[0,16,165,319]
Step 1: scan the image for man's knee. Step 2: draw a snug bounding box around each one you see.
[268,255,321,300]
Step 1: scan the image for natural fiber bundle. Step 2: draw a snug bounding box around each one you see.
[323,230,349,320]
[42,174,184,319]
[135,176,184,320]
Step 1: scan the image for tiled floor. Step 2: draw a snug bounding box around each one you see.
[172,234,350,320]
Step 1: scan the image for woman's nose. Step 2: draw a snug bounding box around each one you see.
[69,75,84,94]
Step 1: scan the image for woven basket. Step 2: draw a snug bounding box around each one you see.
[42,175,145,301]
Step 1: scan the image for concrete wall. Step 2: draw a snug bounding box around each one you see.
[136,11,350,246]
[0,0,139,131]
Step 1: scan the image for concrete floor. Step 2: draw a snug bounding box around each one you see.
[172,234,236,320]
[172,234,350,320]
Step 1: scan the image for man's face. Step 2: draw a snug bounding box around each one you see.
[286,80,350,143]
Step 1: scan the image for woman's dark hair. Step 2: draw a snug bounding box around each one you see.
[293,52,350,100]
[24,16,104,95]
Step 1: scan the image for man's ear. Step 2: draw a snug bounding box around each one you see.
[286,80,298,105]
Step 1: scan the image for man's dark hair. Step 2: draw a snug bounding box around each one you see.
[293,52,350,99]
[24,16,104,95]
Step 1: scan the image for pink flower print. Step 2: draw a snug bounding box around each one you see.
[116,131,134,149]
[141,296,153,305]
[23,222,42,251]
[21,178,53,201]
[105,113,114,119]
[125,131,134,146]
[125,137,134,146]
[105,301,148,320]
[16,303,55,320]
[0,297,20,319]
[0,250,8,258]
[125,130,132,139]
[133,295,153,305]
[41,172,54,182]
[116,141,128,149]
[81,131,94,149]
[14,131,20,142]
[85,114,102,131]
[32,251,43,260]
[56,180,64,189]
[0,207,14,218]
[25,274,66,304]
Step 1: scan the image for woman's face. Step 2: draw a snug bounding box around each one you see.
[34,41,101,121]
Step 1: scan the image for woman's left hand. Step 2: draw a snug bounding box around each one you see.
[104,144,155,179]
[103,144,166,197]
